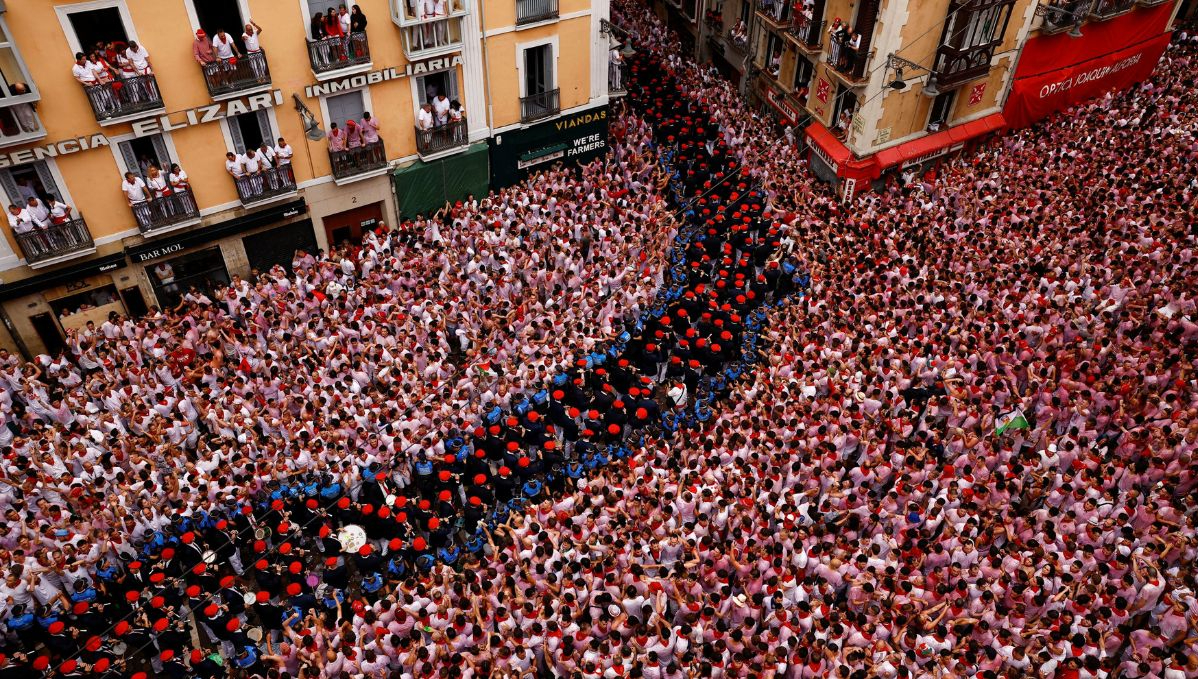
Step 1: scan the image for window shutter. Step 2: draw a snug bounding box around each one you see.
[228,117,247,154]
[0,169,19,208]
[118,140,140,177]
[32,161,60,201]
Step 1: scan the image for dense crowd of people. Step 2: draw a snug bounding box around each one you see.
[2,0,1197,676]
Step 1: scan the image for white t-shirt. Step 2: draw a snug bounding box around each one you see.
[243,150,264,174]
[274,143,293,165]
[126,46,151,73]
[243,28,261,52]
[7,210,33,234]
[72,63,97,85]
[417,108,434,130]
[25,200,50,226]
[121,177,149,203]
[339,12,351,34]
[213,34,236,59]
[225,157,245,178]
[433,96,451,124]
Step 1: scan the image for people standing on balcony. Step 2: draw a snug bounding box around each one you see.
[309,13,329,69]
[6,204,37,256]
[828,18,844,68]
[433,0,449,44]
[360,112,380,146]
[121,171,152,228]
[350,5,369,59]
[846,29,861,73]
[256,141,281,191]
[47,196,73,226]
[72,52,114,118]
[433,92,451,127]
[449,101,465,142]
[242,147,268,197]
[273,138,294,167]
[242,20,267,83]
[327,122,346,153]
[212,29,243,90]
[417,102,435,148]
[125,40,155,104]
[168,163,197,216]
[345,119,363,151]
[324,7,346,62]
[193,28,218,75]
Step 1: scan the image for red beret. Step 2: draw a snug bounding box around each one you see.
[287,583,302,596]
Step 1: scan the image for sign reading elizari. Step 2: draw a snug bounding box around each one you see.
[0,90,285,168]
[304,55,464,98]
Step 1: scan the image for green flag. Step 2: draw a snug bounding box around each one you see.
[995,408,1029,435]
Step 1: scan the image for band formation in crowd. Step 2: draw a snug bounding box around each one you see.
[3,0,1198,677]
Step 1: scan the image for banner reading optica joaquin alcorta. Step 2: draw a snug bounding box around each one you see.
[1004,2,1175,129]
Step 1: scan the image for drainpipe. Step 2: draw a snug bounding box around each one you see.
[478,0,496,134]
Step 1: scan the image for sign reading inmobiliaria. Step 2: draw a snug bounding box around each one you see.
[1004,3,1174,129]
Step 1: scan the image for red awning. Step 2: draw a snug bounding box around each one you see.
[874,112,1006,170]
[804,121,852,166]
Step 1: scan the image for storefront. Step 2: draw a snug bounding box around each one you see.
[320,203,386,248]
[1004,3,1174,129]
[0,252,131,357]
[125,198,309,307]
[488,105,610,189]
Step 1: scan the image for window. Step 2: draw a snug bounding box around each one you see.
[227,110,274,154]
[523,44,553,97]
[326,90,366,132]
[190,0,248,52]
[66,7,129,56]
[792,56,813,92]
[0,162,65,210]
[927,91,956,130]
[0,17,42,144]
[116,134,173,181]
[943,0,1011,51]
[414,70,459,108]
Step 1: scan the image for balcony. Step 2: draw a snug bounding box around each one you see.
[1040,0,1090,33]
[234,165,297,206]
[0,104,46,149]
[131,191,200,235]
[757,0,791,27]
[609,61,629,97]
[727,30,749,52]
[391,0,469,58]
[827,36,868,84]
[83,75,164,123]
[1090,0,1135,17]
[932,41,1000,90]
[517,0,560,25]
[14,218,95,267]
[521,89,560,123]
[200,52,271,99]
[331,140,388,181]
[415,120,469,157]
[308,32,371,77]
[788,14,824,52]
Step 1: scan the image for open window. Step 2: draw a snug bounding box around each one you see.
[933,0,1015,89]
[0,161,67,209]
[0,16,44,147]
[116,134,173,182]
[227,109,274,154]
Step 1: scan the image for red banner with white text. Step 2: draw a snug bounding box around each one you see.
[1004,3,1175,129]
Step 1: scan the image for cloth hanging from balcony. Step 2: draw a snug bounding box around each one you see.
[1003,3,1173,129]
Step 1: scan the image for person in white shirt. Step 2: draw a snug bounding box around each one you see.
[6,205,34,238]
[47,196,73,226]
[21,197,48,226]
[210,29,241,89]
[241,149,265,197]
[432,93,451,127]
[256,142,279,189]
[122,171,152,227]
[417,103,434,131]
[72,52,114,116]
[124,41,152,74]
[273,138,293,166]
[241,20,266,82]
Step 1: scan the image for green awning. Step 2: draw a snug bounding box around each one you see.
[520,142,568,162]
[392,143,490,218]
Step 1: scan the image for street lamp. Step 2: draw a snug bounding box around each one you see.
[886,54,940,97]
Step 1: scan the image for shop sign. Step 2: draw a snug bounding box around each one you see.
[806,136,838,174]
[131,242,186,264]
[304,55,465,98]
[0,91,284,167]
